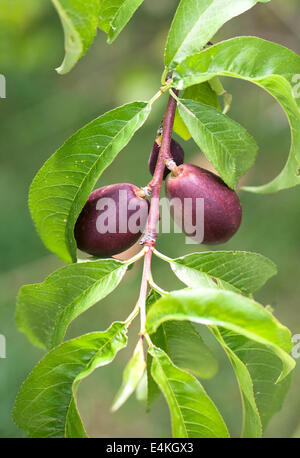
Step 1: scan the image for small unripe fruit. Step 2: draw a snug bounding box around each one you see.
[148,138,184,179]
[74,184,149,257]
[165,164,242,245]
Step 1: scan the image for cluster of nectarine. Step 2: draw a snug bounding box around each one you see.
[75,138,242,257]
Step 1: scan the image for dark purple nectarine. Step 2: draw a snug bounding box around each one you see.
[148,138,184,179]
[75,184,149,257]
[165,164,242,245]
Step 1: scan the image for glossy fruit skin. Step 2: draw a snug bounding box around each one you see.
[165,164,242,245]
[74,184,149,257]
[148,138,184,179]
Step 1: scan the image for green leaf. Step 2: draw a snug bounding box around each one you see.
[149,293,219,378]
[111,339,146,412]
[173,110,192,141]
[99,0,144,43]
[149,347,229,438]
[173,37,300,193]
[164,0,270,68]
[51,0,100,74]
[13,322,128,438]
[146,290,218,410]
[162,321,219,380]
[135,371,147,404]
[146,288,295,382]
[183,82,221,109]
[16,259,127,350]
[218,328,292,432]
[211,326,262,438]
[173,81,220,141]
[29,102,151,263]
[168,251,277,294]
[178,98,258,189]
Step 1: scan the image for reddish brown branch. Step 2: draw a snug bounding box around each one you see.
[138,247,153,335]
[138,89,178,337]
[145,89,179,246]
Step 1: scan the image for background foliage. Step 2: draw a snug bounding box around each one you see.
[0,0,300,437]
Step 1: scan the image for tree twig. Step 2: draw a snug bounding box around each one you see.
[137,89,179,341]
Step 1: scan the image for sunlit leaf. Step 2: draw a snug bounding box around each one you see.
[165,0,270,68]
[99,0,144,43]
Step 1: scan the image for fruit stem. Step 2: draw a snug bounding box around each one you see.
[138,89,179,342]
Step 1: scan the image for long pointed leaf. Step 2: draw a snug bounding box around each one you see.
[178,98,258,189]
[29,102,150,263]
[173,37,300,193]
[149,347,229,438]
[13,322,128,438]
[16,259,127,349]
[173,82,221,141]
[111,339,146,411]
[165,0,270,68]
[52,0,100,74]
[211,326,262,438]
[146,288,295,382]
[168,251,277,294]
[217,327,292,432]
[146,290,218,410]
[99,0,144,44]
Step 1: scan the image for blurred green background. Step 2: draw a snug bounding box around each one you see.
[0,0,300,438]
